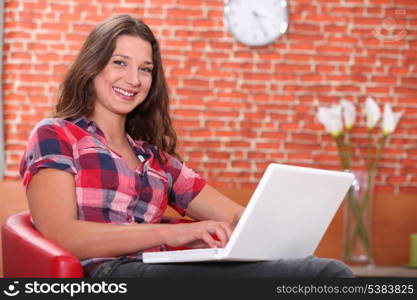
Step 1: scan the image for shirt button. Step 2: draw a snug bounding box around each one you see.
[28,150,35,163]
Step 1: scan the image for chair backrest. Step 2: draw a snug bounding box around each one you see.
[1,211,84,278]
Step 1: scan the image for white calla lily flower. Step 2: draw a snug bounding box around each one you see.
[382,103,403,136]
[317,105,343,138]
[364,97,381,130]
[340,99,356,131]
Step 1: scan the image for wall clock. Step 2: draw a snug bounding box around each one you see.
[224,0,289,47]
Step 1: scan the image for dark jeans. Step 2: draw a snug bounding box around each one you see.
[88,255,354,278]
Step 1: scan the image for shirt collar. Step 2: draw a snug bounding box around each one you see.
[73,117,103,137]
[73,117,152,160]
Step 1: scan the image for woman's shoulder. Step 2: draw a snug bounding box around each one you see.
[33,117,73,130]
[30,118,86,140]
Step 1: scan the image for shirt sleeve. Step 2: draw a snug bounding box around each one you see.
[164,153,206,216]
[19,118,77,189]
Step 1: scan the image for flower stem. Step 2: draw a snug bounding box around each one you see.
[335,136,349,170]
[346,184,371,259]
[345,130,353,169]
[346,134,387,262]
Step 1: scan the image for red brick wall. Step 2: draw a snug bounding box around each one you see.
[2,0,417,194]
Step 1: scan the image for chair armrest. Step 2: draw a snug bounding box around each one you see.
[2,211,84,278]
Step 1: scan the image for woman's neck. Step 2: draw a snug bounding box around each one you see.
[88,110,127,146]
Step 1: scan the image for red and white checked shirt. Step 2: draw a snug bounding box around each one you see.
[19,117,206,267]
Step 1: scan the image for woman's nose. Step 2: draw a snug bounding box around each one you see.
[126,68,141,86]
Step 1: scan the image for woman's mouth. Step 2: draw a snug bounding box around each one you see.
[113,87,138,100]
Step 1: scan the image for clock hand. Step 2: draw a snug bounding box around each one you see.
[251,11,268,37]
[252,10,266,19]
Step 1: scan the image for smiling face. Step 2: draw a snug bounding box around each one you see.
[91,35,153,119]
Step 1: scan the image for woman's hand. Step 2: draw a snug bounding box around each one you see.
[164,220,234,249]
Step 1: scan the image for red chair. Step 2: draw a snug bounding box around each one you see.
[1,211,84,278]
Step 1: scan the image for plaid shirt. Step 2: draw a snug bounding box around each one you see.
[19,117,206,267]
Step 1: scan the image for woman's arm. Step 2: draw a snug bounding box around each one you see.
[27,169,235,259]
[27,168,173,259]
[185,184,245,227]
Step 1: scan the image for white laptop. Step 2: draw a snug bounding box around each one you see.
[142,163,354,263]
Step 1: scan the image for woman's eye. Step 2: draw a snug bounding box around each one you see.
[140,67,152,73]
[113,60,126,66]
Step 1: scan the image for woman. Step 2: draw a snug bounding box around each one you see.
[20,15,353,278]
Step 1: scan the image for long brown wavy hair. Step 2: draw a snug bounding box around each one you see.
[55,15,179,160]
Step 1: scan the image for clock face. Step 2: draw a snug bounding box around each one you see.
[224,0,289,47]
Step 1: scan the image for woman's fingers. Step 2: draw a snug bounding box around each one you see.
[200,220,234,248]
[211,222,233,248]
[166,220,235,249]
[200,231,221,248]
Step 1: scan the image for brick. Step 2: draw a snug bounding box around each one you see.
[168,8,203,18]
[255,142,279,150]
[36,33,61,40]
[232,161,251,169]
[397,0,417,5]
[285,53,313,62]
[23,2,47,10]
[224,141,251,148]
[336,85,361,92]
[173,120,201,128]
[42,22,69,31]
[286,33,324,42]
[36,53,60,62]
[293,24,321,32]
[190,130,211,138]
[196,141,221,148]
[174,109,201,117]
[324,26,347,33]
[402,77,417,85]
[241,83,267,91]
[316,45,352,54]
[203,162,228,169]
[395,87,417,95]
[275,63,311,73]
[241,131,257,138]
[287,153,314,161]
[207,151,230,159]
[366,87,391,94]
[329,36,359,44]
[183,79,210,88]
[5,31,31,40]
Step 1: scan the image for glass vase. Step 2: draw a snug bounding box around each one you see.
[342,169,375,266]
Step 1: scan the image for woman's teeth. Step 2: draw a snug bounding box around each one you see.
[113,87,135,97]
